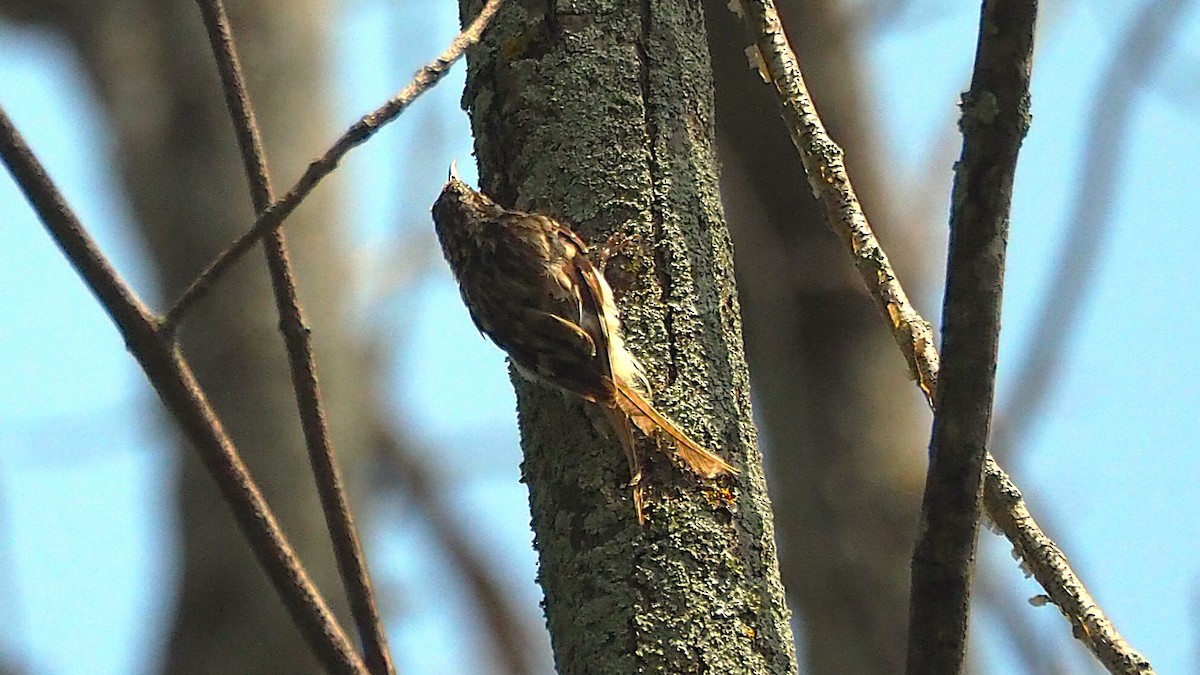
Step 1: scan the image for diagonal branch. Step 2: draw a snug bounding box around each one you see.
[160,0,505,333]
[738,0,939,404]
[976,564,1072,675]
[907,2,1036,671]
[192,1,394,672]
[0,107,367,675]
[734,1,1154,673]
[984,457,1153,674]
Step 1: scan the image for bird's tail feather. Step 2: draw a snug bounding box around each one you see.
[601,403,646,524]
[612,383,736,478]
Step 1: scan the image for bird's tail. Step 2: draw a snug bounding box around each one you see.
[612,383,736,478]
[601,403,646,524]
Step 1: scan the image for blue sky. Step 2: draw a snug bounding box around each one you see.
[2,1,1198,673]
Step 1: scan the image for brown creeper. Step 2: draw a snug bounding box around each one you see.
[431,171,736,523]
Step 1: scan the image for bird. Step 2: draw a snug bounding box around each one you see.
[431,170,735,522]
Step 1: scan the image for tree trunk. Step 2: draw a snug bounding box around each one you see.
[457,1,797,672]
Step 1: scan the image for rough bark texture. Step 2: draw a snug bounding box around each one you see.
[705,1,930,672]
[0,1,369,672]
[458,0,797,672]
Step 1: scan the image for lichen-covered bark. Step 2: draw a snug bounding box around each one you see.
[458,1,796,672]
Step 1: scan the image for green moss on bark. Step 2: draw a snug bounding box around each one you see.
[458,1,797,672]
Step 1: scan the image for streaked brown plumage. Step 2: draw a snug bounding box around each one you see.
[431,172,735,522]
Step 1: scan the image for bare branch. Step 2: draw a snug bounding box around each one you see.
[161,0,505,332]
[192,1,394,672]
[732,1,1153,672]
[985,458,1154,674]
[0,107,367,675]
[907,2,1036,671]
[977,565,1072,675]
[738,0,939,405]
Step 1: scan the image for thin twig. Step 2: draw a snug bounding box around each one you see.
[735,1,1154,673]
[977,565,1072,675]
[984,457,1153,674]
[161,0,505,333]
[0,107,368,675]
[193,1,394,672]
[907,2,1036,671]
[991,0,1193,461]
[739,1,939,404]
